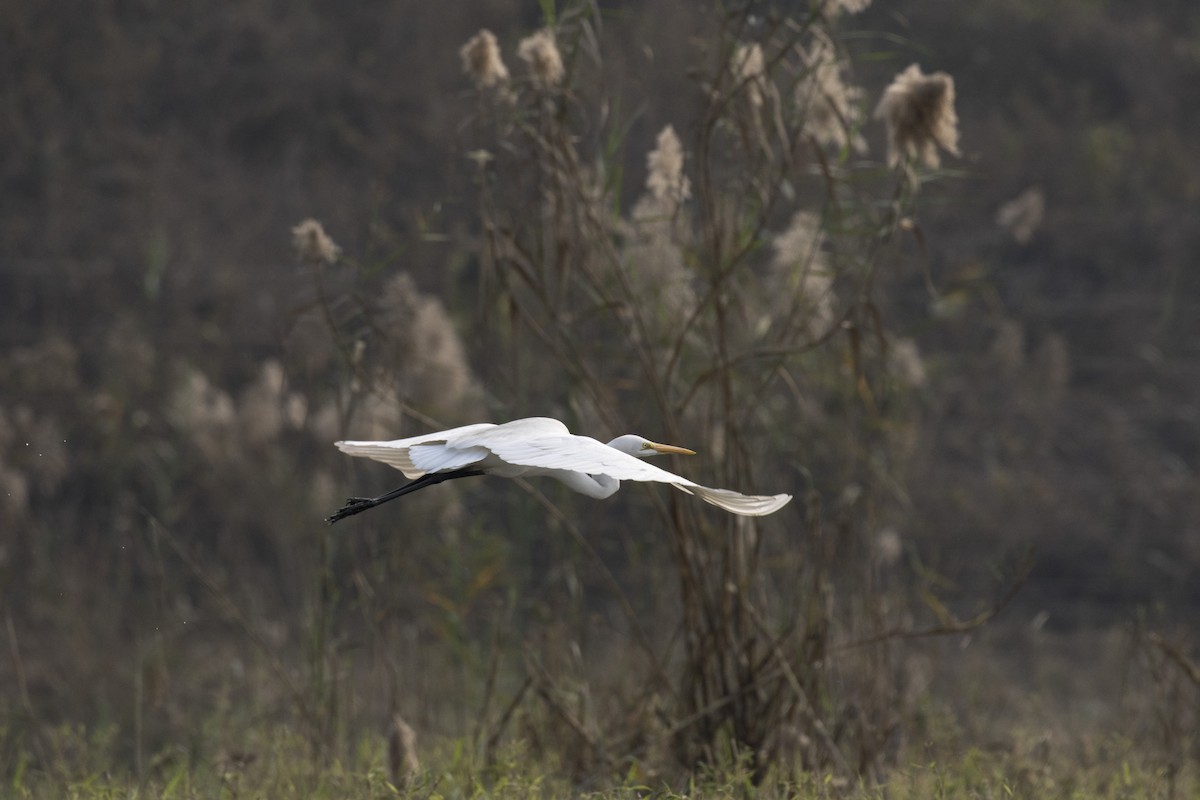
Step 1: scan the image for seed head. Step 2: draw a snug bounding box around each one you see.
[874,64,960,168]
[518,29,564,90]
[889,338,927,387]
[798,30,866,153]
[731,42,767,107]
[996,186,1045,244]
[291,218,340,264]
[645,125,690,206]
[770,211,835,335]
[459,29,509,89]
[825,0,872,14]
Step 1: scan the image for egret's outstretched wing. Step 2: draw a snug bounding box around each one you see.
[405,417,572,475]
[487,433,792,517]
[484,434,675,481]
[336,419,573,478]
[336,422,497,478]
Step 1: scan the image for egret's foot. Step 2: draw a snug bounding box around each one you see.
[326,497,376,525]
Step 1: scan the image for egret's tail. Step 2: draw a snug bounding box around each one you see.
[336,439,491,478]
[674,484,792,516]
[335,440,424,478]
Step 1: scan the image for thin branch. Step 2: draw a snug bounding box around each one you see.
[1148,633,1200,690]
[5,613,50,768]
[831,547,1035,654]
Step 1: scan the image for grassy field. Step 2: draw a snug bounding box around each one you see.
[7,723,1188,799]
[8,624,1197,799]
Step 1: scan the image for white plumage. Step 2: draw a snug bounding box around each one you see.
[329,417,792,522]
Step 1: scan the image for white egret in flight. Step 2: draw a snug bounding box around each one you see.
[327,417,792,523]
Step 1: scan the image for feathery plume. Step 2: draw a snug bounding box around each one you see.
[731,42,768,108]
[769,211,835,335]
[621,126,697,333]
[460,29,509,89]
[889,338,927,388]
[798,31,866,153]
[729,42,780,157]
[874,526,903,568]
[168,365,237,461]
[518,29,564,89]
[996,186,1045,244]
[291,218,340,264]
[645,125,690,207]
[824,0,872,15]
[169,367,236,430]
[374,273,478,417]
[238,360,287,445]
[874,64,960,168]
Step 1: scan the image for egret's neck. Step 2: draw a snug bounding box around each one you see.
[551,470,620,499]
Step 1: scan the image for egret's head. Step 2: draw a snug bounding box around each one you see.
[607,434,697,459]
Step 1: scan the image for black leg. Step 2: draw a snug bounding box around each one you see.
[326,469,484,524]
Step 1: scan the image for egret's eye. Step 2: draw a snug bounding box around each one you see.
[641,442,654,450]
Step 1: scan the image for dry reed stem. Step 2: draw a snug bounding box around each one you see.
[6,613,51,769]
[1149,633,1200,689]
[387,713,420,788]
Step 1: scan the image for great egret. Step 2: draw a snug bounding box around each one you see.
[327,416,792,523]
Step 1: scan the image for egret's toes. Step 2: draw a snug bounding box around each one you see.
[327,498,375,524]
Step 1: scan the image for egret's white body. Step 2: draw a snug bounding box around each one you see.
[328,417,791,522]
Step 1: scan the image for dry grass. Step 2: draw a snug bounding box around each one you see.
[4,717,1191,799]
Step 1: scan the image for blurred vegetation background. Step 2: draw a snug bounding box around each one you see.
[2,0,1199,792]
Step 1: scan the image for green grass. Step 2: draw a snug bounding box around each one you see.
[5,723,1189,799]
